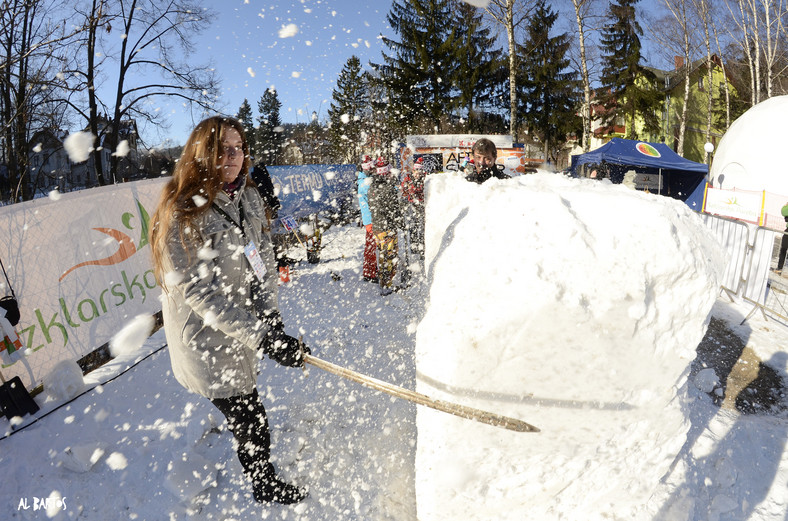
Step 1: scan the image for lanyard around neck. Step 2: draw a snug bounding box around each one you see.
[212,201,247,239]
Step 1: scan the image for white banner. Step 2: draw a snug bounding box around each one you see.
[704,186,764,224]
[0,178,167,388]
[406,134,513,150]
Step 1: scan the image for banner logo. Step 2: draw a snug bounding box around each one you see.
[636,142,661,158]
[59,200,150,281]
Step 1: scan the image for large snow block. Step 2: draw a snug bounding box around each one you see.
[415,173,724,520]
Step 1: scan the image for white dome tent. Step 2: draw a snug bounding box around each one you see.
[710,95,788,196]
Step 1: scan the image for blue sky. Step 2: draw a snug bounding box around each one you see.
[150,0,394,146]
[146,0,674,147]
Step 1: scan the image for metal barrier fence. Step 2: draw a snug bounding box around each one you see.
[700,212,788,323]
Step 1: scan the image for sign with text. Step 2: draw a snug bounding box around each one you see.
[703,186,764,224]
[0,179,167,388]
[634,173,663,191]
[280,215,298,232]
[405,147,541,177]
[268,164,357,222]
[406,134,514,149]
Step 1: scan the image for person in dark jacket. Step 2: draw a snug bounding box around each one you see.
[250,163,292,271]
[463,138,509,184]
[367,156,403,295]
[149,116,309,505]
[401,156,426,257]
[774,202,788,275]
[250,163,281,219]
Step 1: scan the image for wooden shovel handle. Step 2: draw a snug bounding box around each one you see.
[303,353,539,433]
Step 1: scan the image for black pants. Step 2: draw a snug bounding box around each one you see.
[779,229,788,270]
[211,389,271,484]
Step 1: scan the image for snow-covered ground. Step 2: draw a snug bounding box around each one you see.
[1,173,787,520]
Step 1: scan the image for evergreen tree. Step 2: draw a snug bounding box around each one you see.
[327,56,368,163]
[257,88,284,165]
[375,0,459,133]
[598,0,662,140]
[366,70,400,157]
[453,2,504,133]
[517,0,580,161]
[236,99,258,163]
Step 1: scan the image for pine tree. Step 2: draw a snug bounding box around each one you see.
[366,70,399,156]
[375,0,459,133]
[327,56,368,163]
[598,0,662,140]
[453,2,504,133]
[517,0,580,161]
[257,88,284,165]
[236,99,258,163]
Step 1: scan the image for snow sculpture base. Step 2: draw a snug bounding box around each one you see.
[415,173,724,520]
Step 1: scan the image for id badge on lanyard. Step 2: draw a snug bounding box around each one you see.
[212,201,268,282]
[244,241,268,282]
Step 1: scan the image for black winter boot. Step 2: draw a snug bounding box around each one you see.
[253,464,308,504]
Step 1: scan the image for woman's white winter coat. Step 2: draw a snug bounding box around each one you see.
[161,186,278,399]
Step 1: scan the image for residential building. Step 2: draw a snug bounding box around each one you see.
[27,116,141,196]
[588,55,734,163]
[28,129,78,195]
[648,55,734,163]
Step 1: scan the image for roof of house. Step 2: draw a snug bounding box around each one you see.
[645,54,725,92]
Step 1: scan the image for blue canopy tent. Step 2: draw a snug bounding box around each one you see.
[570,138,708,208]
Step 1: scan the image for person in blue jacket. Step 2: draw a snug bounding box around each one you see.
[357,155,378,282]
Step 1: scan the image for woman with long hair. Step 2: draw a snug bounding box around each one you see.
[150,116,308,504]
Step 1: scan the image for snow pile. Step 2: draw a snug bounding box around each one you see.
[1,211,787,520]
[58,442,107,473]
[109,314,156,357]
[415,173,725,520]
[165,451,217,501]
[43,359,86,401]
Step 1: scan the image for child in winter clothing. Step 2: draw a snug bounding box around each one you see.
[367,156,403,295]
[356,155,378,282]
[400,156,426,257]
